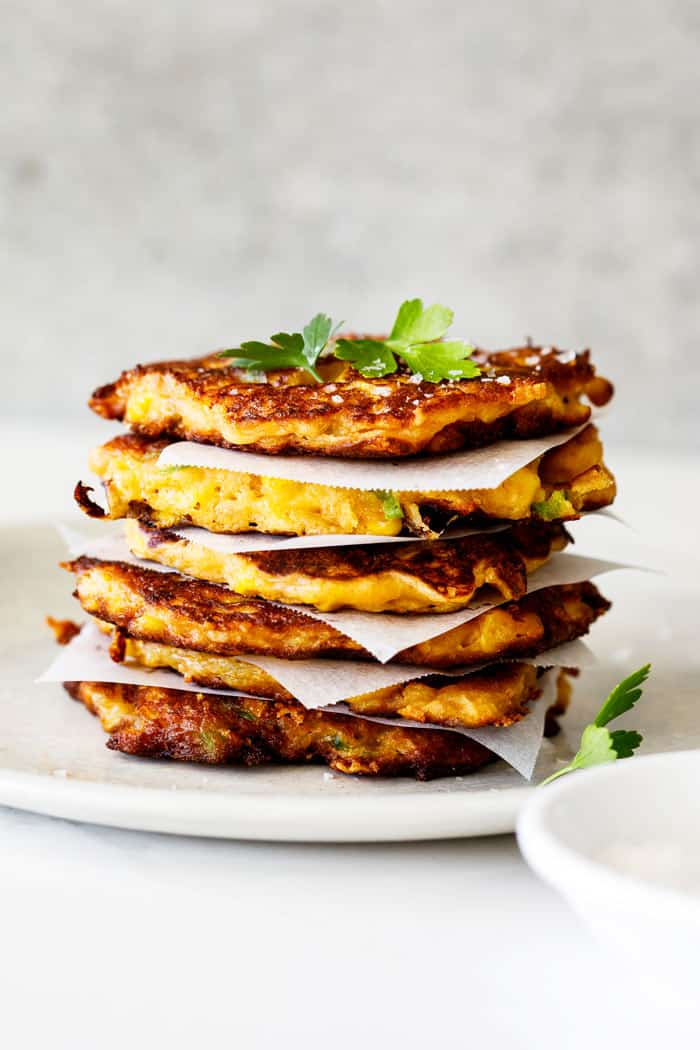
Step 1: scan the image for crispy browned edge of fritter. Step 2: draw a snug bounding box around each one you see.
[132,519,570,598]
[62,556,611,667]
[87,345,614,458]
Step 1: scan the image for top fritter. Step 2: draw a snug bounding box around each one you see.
[89,302,613,458]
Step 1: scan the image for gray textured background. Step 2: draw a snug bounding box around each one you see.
[2,1,699,446]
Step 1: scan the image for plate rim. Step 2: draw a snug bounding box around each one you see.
[0,767,535,842]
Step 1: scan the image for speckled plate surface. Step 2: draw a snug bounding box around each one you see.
[0,521,696,841]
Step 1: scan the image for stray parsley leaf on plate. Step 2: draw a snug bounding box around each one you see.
[540,664,650,785]
[220,313,341,382]
[335,298,481,383]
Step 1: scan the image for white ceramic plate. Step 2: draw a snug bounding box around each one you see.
[0,522,696,841]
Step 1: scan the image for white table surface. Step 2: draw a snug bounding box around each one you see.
[1,422,697,1049]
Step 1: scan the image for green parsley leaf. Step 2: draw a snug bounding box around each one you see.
[594,664,651,727]
[568,723,618,770]
[334,339,397,378]
[301,313,336,376]
[374,490,403,520]
[540,665,650,785]
[336,298,480,383]
[328,734,351,751]
[399,341,482,383]
[531,490,572,521]
[220,312,338,382]
[390,300,453,343]
[609,728,644,759]
[159,464,188,474]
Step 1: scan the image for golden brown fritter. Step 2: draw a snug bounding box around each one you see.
[125,519,570,614]
[76,423,616,537]
[88,345,613,459]
[64,556,610,669]
[64,680,498,778]
[347,663,540,727]
[65,670,573,777]
[65,669,575,779]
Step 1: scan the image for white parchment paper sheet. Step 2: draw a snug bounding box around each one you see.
[60,525,173,572]
[169,521,507,551]
[37,623,557,779]
[227,637,594,706]
[157,424,587,491]
[154,508,622,554]
[38,622,255,698]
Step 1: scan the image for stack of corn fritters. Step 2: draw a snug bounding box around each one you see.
[52,337,616,779]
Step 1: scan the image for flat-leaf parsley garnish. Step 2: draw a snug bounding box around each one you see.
[335,299,481,383]
[220,313,342,383]
[540,664,650,785]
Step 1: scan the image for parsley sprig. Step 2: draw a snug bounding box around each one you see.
[541,664,650,785]
[220,313,341,383]
[220,299,480,384]
[336,299,480,383]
